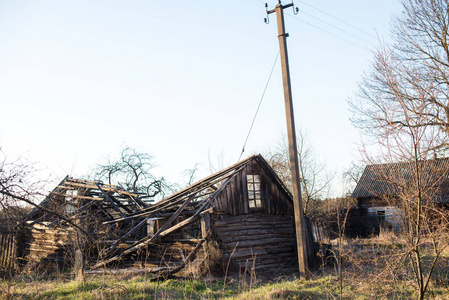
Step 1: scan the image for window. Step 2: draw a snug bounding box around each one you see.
[377,210,386,223]
[247,175,262,208]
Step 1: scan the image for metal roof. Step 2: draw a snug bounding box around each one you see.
[351,157,449,202]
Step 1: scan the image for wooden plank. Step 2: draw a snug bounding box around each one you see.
[160,236,208,277]
[223,239,295,249]
[11,235,16,269]
[200,212,210,239]
[214,214,293,225]
[159,213,200,237]
[103,197,187,224]
[6,235,12,268]
[95,183,126,218]
[216,228,294,237]
[50,191,102,201]
[262,174,270,214]
[200,212,210,255]
[235,172,244,215]
[48,201,97,226]
[226,180,233,215]
[241,167,249,214]
[93,193,199,269]
[214,221,294,230]
[214,194,223,213]
[62,181,139,197]
[1,235,5,267]
[1,235,6,267]
[274,186,280,215]
[233,175,243,215]
[109,195,134,214]
[219,232,294,243]
[230,179,238,215]
[129,195,149,209]
[102,217,150,255]
[162,238,202,243]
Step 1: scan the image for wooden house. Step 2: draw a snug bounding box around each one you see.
[351,158,449,229]
[10,155,315,276]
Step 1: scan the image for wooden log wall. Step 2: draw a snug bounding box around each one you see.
[0,233,17,269]
[213,214,296,270]
[22,222,73,271]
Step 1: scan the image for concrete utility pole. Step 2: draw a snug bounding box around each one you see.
[266,1,309,279]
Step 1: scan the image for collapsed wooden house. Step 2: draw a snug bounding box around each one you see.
[10,155,315,275]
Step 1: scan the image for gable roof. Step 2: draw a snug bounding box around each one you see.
[106,154,292,223]
[24,155,289,226]
[351,157,449,202]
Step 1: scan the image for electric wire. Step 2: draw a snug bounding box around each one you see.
[298,9,377,48]
[297,0,378,39]
[259,0,377,52]
[285,11,372,52]
[238,51,280,162]
[243,1,373,162]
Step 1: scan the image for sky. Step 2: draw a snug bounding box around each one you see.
[0,0,404,196]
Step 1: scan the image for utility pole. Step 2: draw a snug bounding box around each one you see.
[266,1,309,279]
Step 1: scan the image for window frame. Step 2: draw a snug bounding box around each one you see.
[246,174,263,210]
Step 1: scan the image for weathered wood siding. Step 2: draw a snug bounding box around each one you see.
[0,234,17,269]
[212,160,293,216]
[213,214,296,270]
[358,196,400,208]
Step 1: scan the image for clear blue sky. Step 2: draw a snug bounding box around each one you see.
[0,0,403,194]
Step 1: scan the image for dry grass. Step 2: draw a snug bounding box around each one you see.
[1,234,449,299]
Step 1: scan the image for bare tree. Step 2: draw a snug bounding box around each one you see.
[342,161,365,196]
[0,151,96,279]
[351,4,449,293]
[349,2,449,297]
[350,0,449,154]
[0,153,45,228]
[183,163,200,187]
[359,113,449,299]
[264,132,333,216]
[93,147,175,202]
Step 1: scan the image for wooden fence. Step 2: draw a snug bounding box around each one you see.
[0,233,17,270]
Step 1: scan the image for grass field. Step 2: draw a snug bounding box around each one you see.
[1,271,445,300]
[2,233,449,299]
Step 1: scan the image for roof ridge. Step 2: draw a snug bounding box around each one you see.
[366,156,449,168]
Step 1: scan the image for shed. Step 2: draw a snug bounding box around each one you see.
[351,157,449,229]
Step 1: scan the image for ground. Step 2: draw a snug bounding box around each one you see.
[1,271,446,299]
[2,233,449,299]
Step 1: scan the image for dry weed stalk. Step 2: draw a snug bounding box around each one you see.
[222,242,238,295]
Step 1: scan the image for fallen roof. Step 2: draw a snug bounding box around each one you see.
[21,155,292,274]
[22,176,149,225]
[93,154,292,269]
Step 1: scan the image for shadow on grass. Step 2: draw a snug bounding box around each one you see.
[266,289,334,299]
[10,278,240,300]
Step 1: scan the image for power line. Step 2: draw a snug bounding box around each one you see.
[285,12,372,52]
[259,1,377,52]
[238,51,280,162]
[297,0,378,39]
[299,9,377,48]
